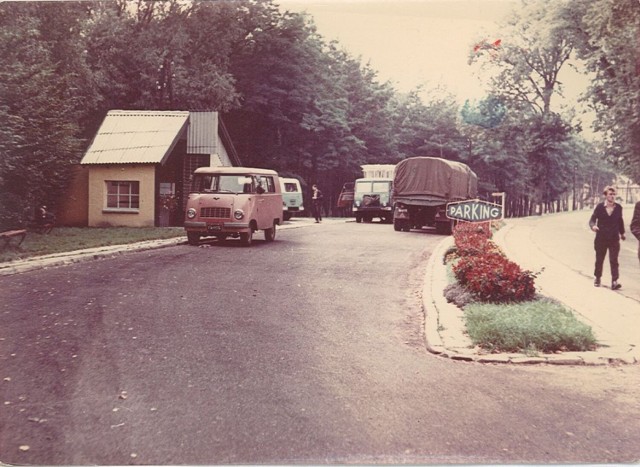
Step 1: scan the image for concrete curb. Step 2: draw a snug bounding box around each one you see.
[0,218,346,277]
[423,234,638,366]
[0,237,188,277]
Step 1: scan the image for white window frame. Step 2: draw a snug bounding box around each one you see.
[104,180,140,213]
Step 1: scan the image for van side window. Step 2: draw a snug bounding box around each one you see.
[262,176,276,193]
[255,176,275,193]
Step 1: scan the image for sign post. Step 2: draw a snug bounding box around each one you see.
[490,192,506,230]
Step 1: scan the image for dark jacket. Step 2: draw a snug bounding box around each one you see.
[631,201,640,241]
[589,202,625,242]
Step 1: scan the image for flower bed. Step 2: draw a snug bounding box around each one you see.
[451,222,536,303]
[445,221,596,353]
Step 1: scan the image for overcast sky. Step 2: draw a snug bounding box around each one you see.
[277,0,518,101]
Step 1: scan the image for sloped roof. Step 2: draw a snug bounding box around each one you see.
[81,110,190,165]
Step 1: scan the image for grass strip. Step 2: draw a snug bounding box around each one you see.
[463,298,597,354]
[1,227,186,263]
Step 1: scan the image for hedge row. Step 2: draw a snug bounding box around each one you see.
[451,222,536,303]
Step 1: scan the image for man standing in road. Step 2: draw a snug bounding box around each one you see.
[631,200,640,265]
[589,186,626,289]
[311,184,323,223]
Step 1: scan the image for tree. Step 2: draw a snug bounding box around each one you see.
[467,0,584,215]
[85,0,240,114]
[393,87,465,161]
[470,0,575,115]
[0,3,85,229]
[568,0,640,182]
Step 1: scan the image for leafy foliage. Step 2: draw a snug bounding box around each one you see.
[452,222,537,303]
[0,3,87,229]
[568,0,640,182]
[0,0,637,227]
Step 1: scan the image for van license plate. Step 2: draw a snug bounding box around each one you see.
[207,224,222,232]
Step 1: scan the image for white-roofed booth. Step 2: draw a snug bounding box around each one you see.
[77,110,240,227]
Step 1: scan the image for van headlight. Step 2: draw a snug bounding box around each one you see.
[234,209,244,220]
[187,208,196,219]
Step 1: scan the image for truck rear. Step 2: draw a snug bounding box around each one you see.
[392,157,477,234]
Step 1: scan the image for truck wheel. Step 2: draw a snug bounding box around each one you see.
[283,212,292,221]
[393,220,402,231]
[187,232,200,246]
[356,215,362,223]
[264,222,277,242]
[240,229,253,246]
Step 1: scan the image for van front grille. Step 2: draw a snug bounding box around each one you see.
[200,207,231,218]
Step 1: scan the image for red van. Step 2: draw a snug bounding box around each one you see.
[184,167,283,246]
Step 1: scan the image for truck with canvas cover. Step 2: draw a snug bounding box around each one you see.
[392,156,477,234]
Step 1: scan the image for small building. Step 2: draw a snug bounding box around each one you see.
[78,110,240,227]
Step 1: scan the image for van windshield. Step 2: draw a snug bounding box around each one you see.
[355,180,391,193]
[192,174,254,194]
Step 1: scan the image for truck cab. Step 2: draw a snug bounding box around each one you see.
[184,167,282,246]
[279,177,304,221]
[352,178,394,223]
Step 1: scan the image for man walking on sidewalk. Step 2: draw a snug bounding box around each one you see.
[589,186,626,289]
[631,200,640,265]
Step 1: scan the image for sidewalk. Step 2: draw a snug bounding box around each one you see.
[423,218,640,365]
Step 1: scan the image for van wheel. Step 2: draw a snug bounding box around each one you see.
[264,222,277,242]
[356,215,362,223]
[240,229,253,246]
[283,212,291,221]
[187,232,200,246]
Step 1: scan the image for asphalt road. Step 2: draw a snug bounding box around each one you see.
[2,220,640,464]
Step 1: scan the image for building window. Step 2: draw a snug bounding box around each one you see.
[106,181,140,211]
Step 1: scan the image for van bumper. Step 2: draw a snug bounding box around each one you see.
[184,220,251,233]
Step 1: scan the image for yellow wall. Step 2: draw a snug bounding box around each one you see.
[87,165,156,227]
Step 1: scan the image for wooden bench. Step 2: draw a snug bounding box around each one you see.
[1,229,27,249]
